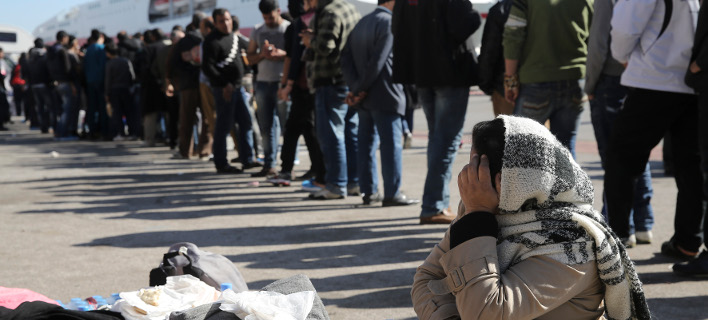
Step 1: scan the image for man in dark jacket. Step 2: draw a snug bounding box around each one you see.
[342,0,419,207]
[47,30,78,139]
[28,38,53,134]
[84,30,109,139]
[675,1,708,277]
[105,43,136,140]
[478,0,513,116]
[392,0,480,223]
[202,8,257,173]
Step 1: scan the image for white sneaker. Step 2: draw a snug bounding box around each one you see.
[636,231,653,244]
[622,234,637,248]
[347,185,361,196]
[309,188,344,200]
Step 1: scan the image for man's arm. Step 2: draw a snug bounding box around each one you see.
[201,39,223,85]
[585,0,614,96]
[610,0,656,64]
[311,10,342,57]
[245,35,265,66]
[355,18,394,94]
[502,0,527,103]
[340,33,359,92]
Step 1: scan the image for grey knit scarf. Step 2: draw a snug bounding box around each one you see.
[494,115,651,320]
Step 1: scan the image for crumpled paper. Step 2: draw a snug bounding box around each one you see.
[112,275,220,320]
[219,289,315,320]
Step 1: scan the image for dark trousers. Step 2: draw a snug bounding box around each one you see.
[212,86,255,169]
[281,86,325,184]
[24,87,38,127]
[12,85,24,117]
[86,82,109,138]
[166,95,180,149]
[31,84,53,133]
[108,87,132,137]
[178,88,201,158]
[698,93,708,248]
[604,88,704,251]
[0,89,9,125]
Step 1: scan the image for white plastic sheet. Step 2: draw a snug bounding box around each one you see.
[219,289,315,320]
[112,275,220,320]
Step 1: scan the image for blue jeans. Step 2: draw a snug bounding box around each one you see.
[590,75,654,233]
[315,85,358,196]
[212,86,255,169]
[255,81,281,169]
[419,86,469,217]
[357,108,403,199]
[55,82,77,137]
[514,80,583,158]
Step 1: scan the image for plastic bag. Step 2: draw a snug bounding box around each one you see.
[219,289,315,320]
[112,275,220,320]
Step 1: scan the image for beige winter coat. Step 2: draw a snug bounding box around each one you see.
[411,225,607,320]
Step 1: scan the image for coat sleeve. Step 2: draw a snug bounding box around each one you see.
[340,34,359,91]
[503,0,528,61]
[201,39,222,85]
[446,0,482,47]
[357,17,394,94]
[584,0,613,95]
[610,0,657,64]
[311,9,342,57]
[478,2,505,95]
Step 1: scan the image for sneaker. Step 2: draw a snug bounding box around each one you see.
[362,193,383,205]
[112,135,127,141]
[636,231,653,244]
[347,185,361,196]
[301,179,323,193]
[309,188,344,200]
[242,161,264,170]
[403,132,413,149]
[170,152,189,160]
[621,235,636,248]
[267,172,292,187]
[661,240,700,261]
[216,165,243,174]
[199,154,213,162]
[382,193,420,207]
[251,167,277,178]
[672,251,708,277]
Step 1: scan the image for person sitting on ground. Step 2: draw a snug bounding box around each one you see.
[411,116,651,320]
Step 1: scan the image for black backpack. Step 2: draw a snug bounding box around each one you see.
[149,242,248,292]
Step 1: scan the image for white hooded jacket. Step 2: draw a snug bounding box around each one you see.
[610,0,700,94]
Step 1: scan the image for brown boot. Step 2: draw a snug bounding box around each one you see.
[420,208,456,225]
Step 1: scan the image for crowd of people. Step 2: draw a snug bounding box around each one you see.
[0,0,707,315]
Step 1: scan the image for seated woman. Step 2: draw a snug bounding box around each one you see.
[411,116,651,320]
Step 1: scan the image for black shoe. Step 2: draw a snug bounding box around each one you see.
[673,251,708,277]
[383,193,420,207]
[362,193,383,205]
[216,165,243,174]
[661,240,700,261]
[294,170,314,181]
[0,126,8,131]
[242,161,264,170]
[251,167,277,178]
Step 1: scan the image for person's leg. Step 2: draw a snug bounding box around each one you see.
[420,86,469,217]
[345,105,359,192]
[255,81,280,169]
[212,86,236,169]
[108,88,124,138]
[234,87,255,166]
[315,85,349,196]
[548,81,583,158]
[178,89,199,158]
[667,94,704,252]
[198,83,216,156]
[280,87,307,174]
[143,112,158,146]
[632,162,655,235]
[356,108,378,197]
[297,87,326,185]
[32,85,50,133]
[372,108,403,199]
[604,88,677,240]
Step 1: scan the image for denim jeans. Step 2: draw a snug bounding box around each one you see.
[55,82,77,137]
[255,81,281,169]
[419,86,469,217]
[357,108,403,199]
[31,84,53,133]
[212,86,255,169]
[86,82,109,138]
[590,75,654,233]
[514,80,583,158]
[315,85,358,196]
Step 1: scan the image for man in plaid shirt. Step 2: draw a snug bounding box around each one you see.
[301,0,361,200]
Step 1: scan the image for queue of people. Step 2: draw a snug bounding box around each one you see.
[2,0,707,317]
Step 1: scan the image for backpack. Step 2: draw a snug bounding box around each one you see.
[149,242,249,292]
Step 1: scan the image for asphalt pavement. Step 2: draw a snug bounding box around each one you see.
[0,92,706,319]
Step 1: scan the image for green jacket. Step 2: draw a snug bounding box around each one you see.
[310,0,361,87]
[503,0,593,84]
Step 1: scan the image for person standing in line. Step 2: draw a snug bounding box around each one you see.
[673,0,708,277]
[478,0,514,117]
[28,38,53,134]
[0,47,11,131]
[392,0,480,223]
[247,0,291,178]
[300,0,361,200]
[341,0,420,207]
[170,31,204,159]
[202,8,258,173]
[84,30,109,140]
[47,30,78,140]
[607,0,704,262]
[503,0,593,159]
[104,43,136,140]
[584,0,654,247]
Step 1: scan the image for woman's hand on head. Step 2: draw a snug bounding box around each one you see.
[458,154,501,216]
